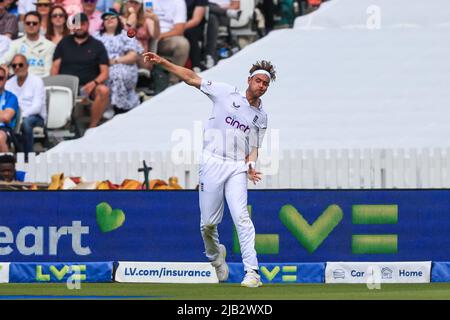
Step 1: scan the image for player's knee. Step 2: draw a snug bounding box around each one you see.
[201,223,216,233]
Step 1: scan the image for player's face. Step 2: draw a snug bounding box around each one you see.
[247,74,270,98]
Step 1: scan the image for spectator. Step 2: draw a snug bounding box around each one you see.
[205,0,241,69]
[96,0,115,13]
[53,0,82,17]
[0,153,18,181]
[5,54,46,156]
[34,0,51,34]
[45,5,70,45]
[153,0,189,84]
[184,0,207,73]
[5,0,19,16]
[0,11,56,77]
[0,34,12,57]
[18,0,35,21]
[0,0,19,39]
[51,12,109,128]
[96,9,143,113]
[120,0,160,68]
[0,66,19,152]
[81,0,103,34]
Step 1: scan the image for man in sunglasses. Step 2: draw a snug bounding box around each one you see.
[0,11,56,77]
[5,54,46,157]
[0,66,19,153]
[0,0,18,39]
[52,12,109,129]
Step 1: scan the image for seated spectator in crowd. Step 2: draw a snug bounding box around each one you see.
[96,0,115,13]
[0,35,12,57]
[120,0,159,69]
[53,0,82,17]
[153,0,190,84]
[0,66,19,152]
[5,54,46,156]
[205,0,241,68]
[18,0,35,21]
[95,9,143,113]
[51,12,109,128]
[34,0,51,35]
[0,11,56,77]
[5,0,18,16]
[45,5,70,45]
[0,0,18,39]
[81,0,102,34]
[184,0,207,73]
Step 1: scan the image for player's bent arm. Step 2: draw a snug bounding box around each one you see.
[159,57,201,89]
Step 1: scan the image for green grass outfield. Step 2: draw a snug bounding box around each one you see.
[1,283,450,299]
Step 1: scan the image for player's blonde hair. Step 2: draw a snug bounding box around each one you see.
[249,60,276,82]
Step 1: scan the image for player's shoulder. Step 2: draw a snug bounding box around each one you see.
[201,79,237,94]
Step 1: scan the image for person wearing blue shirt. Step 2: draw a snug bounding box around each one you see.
[0,66,20,153]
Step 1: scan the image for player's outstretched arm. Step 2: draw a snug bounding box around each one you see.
[142,52,201,89]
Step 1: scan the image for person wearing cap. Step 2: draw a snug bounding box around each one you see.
[51,12,110,128]
[95,9,143,113]
[119,0,160,68]
[143,50,276,288]
[0,0,18,39]
[0,11,56,77]
[34,0,51,34]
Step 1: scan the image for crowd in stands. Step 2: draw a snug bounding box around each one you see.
[0,0,324,158]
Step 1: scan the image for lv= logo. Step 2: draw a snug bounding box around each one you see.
[233,204,398,254]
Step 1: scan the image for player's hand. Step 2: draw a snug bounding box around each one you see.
[143,52,162,64]
[247,163,262,185]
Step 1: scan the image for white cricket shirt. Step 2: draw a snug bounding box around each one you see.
[199,79,268,161]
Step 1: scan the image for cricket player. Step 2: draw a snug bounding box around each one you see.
[143,51,276,288]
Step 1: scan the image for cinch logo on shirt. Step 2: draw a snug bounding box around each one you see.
[225,117,250,133]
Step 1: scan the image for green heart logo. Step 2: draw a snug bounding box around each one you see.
[96,202,126,233]
[279,204,343,253]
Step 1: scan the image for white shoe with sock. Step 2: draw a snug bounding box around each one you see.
[241,269,262,288]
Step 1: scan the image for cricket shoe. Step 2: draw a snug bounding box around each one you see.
[211,244,229,282]
[241,270,262,288]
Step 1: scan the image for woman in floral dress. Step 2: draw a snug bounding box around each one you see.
[95,9,143,113]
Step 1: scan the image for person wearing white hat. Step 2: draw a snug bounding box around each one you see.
[143,50,276,288]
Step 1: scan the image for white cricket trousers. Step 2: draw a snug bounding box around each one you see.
[199,151,259,272]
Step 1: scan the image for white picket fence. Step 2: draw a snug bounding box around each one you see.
[15,147,450,189]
